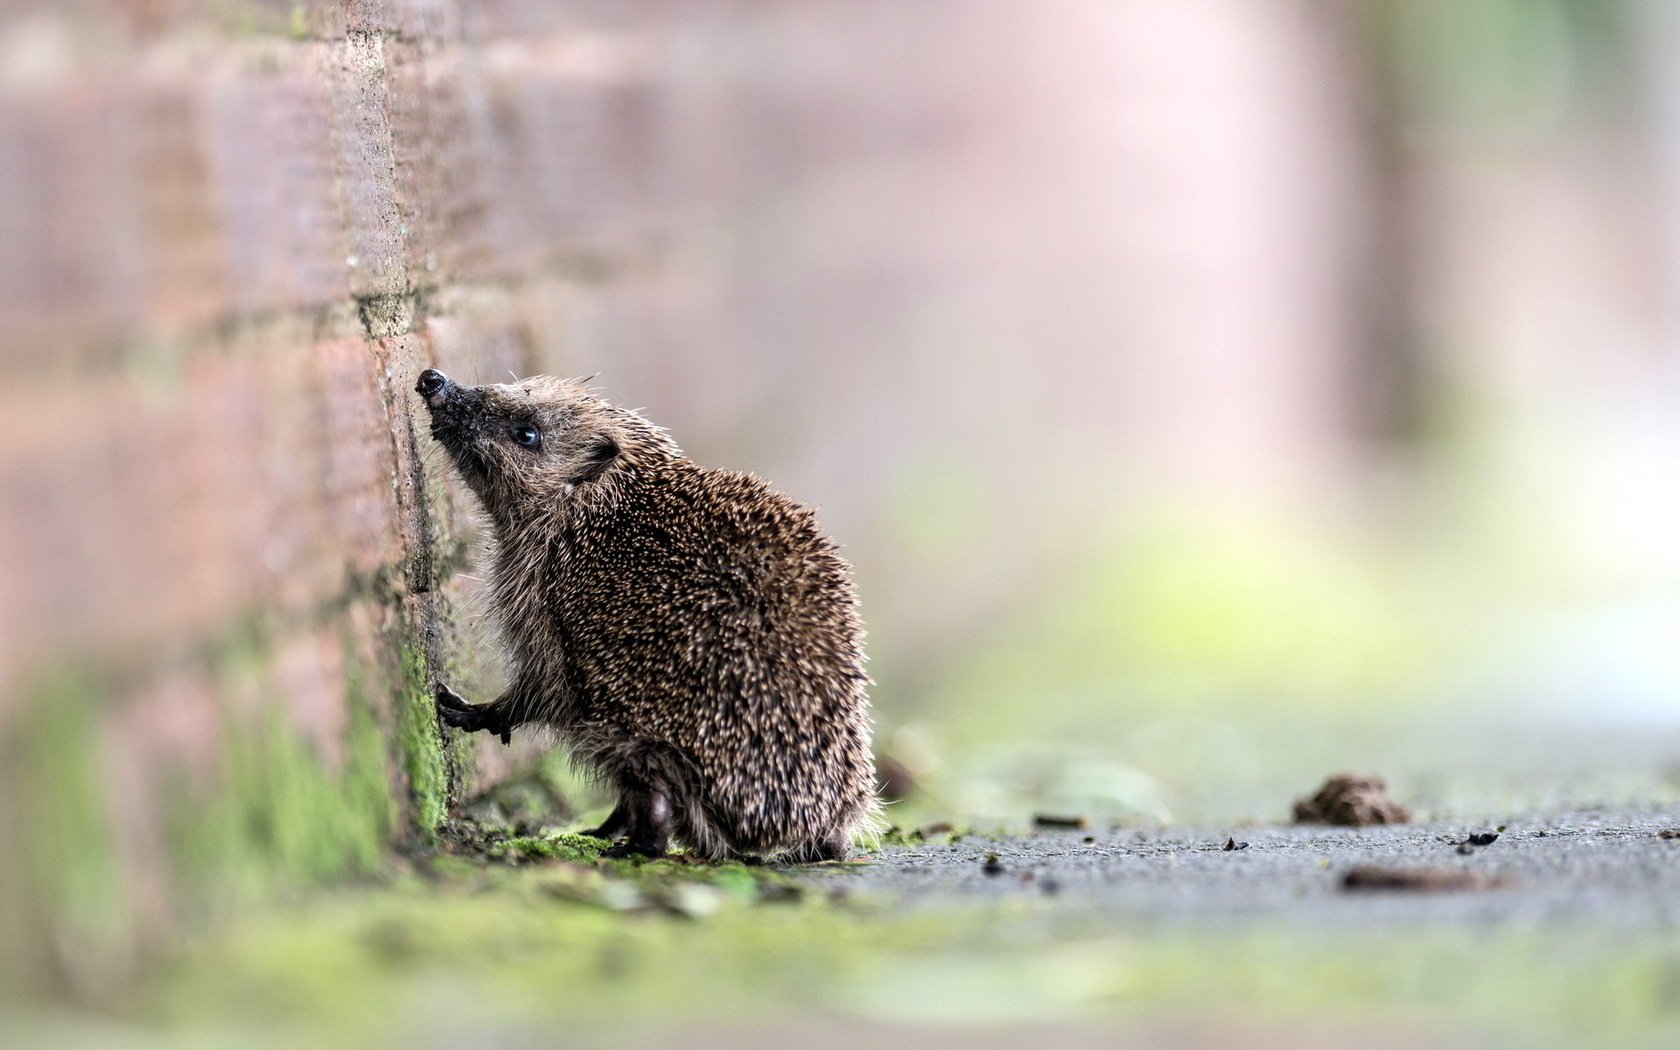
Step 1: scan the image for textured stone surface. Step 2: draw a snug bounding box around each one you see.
[840,807,1680,930]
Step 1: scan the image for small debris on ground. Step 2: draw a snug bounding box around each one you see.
[1292,774,1413,826]
[1455,829,1503,853]
[1342,865,1510,892]
[919,821,955,837]
[1659,829,1680,840]
[981,852,1005,876]
[1223,837,1250,851]
[1033,814,1091,829]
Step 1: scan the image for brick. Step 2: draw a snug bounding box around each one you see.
[219,1,347,39]
[110,666,225,791]
[348,0,462,41]
[274,336,404,596]
[103,668,226,937]
[203,49,352,317]
[0,60,341,366]
[267,627,351,767]
[41,0,351,40]
[342,598,400,720]
[329,33,409,301]
[473,0,657,40]
[424,301,534,384]
[0,82,140,367]
[91,608,387,942]
[314,339,406,577]
[0,336,410,692]
[482,61,657,260]
[382,41,495,289]
[133,80,230,338]
[0,20,669,373]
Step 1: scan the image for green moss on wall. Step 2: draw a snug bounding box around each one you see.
[165,631,397,901]
[0,669,125,998]
[394,643,449,843]
[1,584,475,1001]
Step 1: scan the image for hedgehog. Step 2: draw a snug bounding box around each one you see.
[415,367,881,861]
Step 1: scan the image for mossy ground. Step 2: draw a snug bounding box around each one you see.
[11,844,1679,1049]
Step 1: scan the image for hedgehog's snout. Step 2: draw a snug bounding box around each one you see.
[418,368,474,445]
[416,368,455,408]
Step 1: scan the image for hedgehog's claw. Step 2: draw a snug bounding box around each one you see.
[602,841,667,860]
[434,684,476,726]
[435,685,512,745]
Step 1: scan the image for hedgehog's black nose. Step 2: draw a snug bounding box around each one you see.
[416,368,450,401]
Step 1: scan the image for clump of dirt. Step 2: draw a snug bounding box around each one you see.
[1342,864,1511,892]
[1455,829,1503,854]
[1033,814,1090,830]
[1292,774,1412,826]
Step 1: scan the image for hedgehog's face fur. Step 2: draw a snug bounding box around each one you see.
[415,369,676,520]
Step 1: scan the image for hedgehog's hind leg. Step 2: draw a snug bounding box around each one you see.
[599,743,683,858]
[601,789,670,858]
[581,799,630,843]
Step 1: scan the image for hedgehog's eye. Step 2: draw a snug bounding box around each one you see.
[509,424,541,449]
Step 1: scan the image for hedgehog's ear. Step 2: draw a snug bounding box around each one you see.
[570,432,620,483]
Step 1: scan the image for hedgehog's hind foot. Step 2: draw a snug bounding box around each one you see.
[600,789,671,859]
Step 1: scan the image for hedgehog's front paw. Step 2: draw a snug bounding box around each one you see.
[435,685,512,745]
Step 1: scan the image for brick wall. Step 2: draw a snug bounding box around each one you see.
[0,0,1381,999]
[0,0,675,996]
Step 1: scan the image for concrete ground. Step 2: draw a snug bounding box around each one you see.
[838,806,1680,929]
